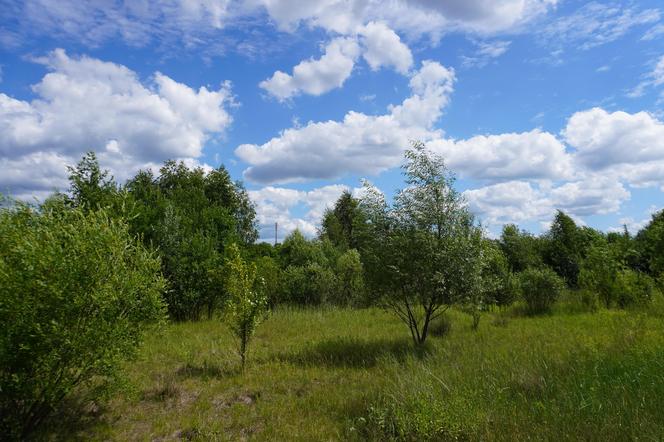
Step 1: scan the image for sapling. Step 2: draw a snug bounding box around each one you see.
[223,244,268,371]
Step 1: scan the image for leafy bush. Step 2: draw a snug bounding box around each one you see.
[254,256,283,306]
[334,249,365,306]
[519,267,565,314]
[223,244,268,370]
[578,242,621,308]
[0,203,166,439]
[614,269,656,308]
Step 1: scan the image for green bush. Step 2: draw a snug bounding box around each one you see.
[334,249,365,306]
[223,244,268,370]
[0,204,166,439]
[614,269,656,308]
[519,267,565,314]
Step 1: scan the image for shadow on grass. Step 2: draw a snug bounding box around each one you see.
[36,397,114,441]
[175,360,239,379]
[276,336,429,368]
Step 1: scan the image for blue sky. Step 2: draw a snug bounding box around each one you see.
[1,0,663,241]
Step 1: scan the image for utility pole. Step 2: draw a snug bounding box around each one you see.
[274,222,278,246]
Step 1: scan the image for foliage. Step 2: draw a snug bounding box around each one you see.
[499,224,543,272]
[635,209,664,276]
[361,142,484,345]
[579,241,622,308]
[320,190,368,251]
[614,269,656,308]
[542,211,604,287]
[123,159,257,320]
[519,267,565,314]
[254,256,283,306]
[334,249,365,306]
[0,202,166,439]
[482,240,519,308]
[223,244,268,370]
[66,151,120,211]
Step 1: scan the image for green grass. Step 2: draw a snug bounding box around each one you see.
[46,306,664,441]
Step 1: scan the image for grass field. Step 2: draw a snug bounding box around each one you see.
[47,304,664,441]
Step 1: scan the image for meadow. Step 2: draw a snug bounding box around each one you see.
[47,302,664,441]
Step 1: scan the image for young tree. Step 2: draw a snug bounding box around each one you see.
[223,244,268,371]
[361,142,484,346]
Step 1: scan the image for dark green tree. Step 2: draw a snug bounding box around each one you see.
[320,190,367,250]
[499,224,542,272]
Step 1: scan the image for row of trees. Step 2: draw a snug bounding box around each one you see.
[2,145,663,437]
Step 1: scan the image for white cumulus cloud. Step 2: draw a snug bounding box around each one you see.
[0,49,233,198]
[240,60,455,183]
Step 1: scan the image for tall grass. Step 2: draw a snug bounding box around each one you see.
[41,306,664,441]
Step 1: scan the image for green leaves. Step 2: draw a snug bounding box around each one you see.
[223,244,268,370]
[0,202,166,438]
[361,142,484,345]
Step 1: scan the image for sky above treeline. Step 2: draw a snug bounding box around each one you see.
[1,0,663,241]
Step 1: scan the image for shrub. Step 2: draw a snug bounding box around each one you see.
[519,267,565,314]
[334,249,365,306]
[614,269,656,308]
[223,244,268,370]
[0,203,166,439]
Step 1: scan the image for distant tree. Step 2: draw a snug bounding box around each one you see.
[66,151,119,211]
[499,224,542,272]
[223,244,268,371]
[320,191,368,250]
[635,209,664,277]
[361,142,484,346]
[334,249,365,306]
[122,160,258,320]
[519,267,565,315]
[579,240,621,308]
[481,240,519,308]
[543,211,584,286]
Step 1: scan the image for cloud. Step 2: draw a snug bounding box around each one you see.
[259,37,360,100]
[255,0,557,36]
[359,22,413,74]
[465,176,630,228]
[564,107,664,189]
[460,40,511,68]
[539,2,659,50]
[428,129,572,182]
[627,54,664,98]
[5,0,558,52]
[260,22,412,100]
[2,0,240,49]
[239,60,455,183]
[249,184,352,240]
[609,205,662,234]
[642,23,664,41]
[0,49,233,198]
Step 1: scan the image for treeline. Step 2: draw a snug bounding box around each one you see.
[2,146,663,438]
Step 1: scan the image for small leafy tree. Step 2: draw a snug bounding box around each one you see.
[579,241,621,308]
[335,249,365,306]
[361,142,484,345]
[519,267,565,314]
[0,201,166,439]
[223,244,268,370]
